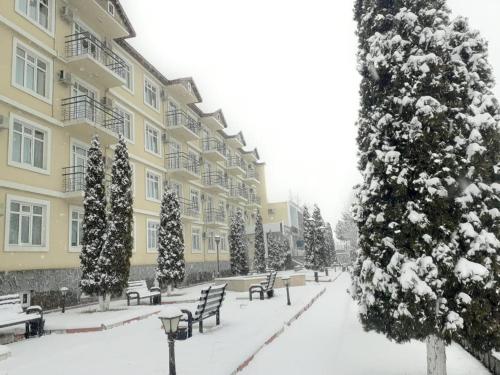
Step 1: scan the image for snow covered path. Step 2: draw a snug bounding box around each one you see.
[241,273,489,375]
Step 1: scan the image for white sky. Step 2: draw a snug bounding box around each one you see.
[120,0,500,226]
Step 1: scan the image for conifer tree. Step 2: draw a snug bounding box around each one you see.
[267,233,285,271]
[303,206,315,269]
[312,205,329,269]
[253,211,267,273]
[229,210,249,275]
[97,136,134,309]
[156,189,185,290]
[80,136,107,296]
[352,1,499,373]
[325,223,336,266]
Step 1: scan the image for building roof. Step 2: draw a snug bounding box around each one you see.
[220,130,246,146]
[113,0,136,38]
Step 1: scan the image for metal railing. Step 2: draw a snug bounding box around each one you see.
[205,208,226,224]
[248,194,261,205]
[62,95,124,134]
[63,165,86,193]
[202,171,228,190]
[246,169,259,180]
[229,186,248,200]
[166,110,201,135]
[179,198,200,218]
[166,152,200,175]
[201,138,227,157]
[65,32,127,77]
[226,155,245,170]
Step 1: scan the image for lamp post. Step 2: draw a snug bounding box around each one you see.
[282,276,291,305]
[60,287,68,313]
[159,309,183,375]
[214,235,221,278]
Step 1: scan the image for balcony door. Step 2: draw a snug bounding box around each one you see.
[71,142,88,191]
[74,22,100,61]
[72,80,96,122]
[169,140,181,169]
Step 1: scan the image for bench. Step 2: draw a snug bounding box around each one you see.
[126,280,161,306]
[249,271,277,301]
[0,294,44,338]
[181,284,227,337]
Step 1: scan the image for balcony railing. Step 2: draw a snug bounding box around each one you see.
[246,169,259,180]
[248,194,261,205]
[202,138,226,156]
[62,95,124,134]
[227,155,245,170]
[166,110,201,135]
[202,172,228,190]
[229,186,248,200]
[205,208,226,224]
[63,165,86,193]
[179,198,200,219]
[65,32,127,77]
[166,152,200,175]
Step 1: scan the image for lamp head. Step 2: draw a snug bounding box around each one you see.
[159,308,183,335]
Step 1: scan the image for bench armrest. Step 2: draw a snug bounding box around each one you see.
[26,305,42,315]
[150,287,161,293]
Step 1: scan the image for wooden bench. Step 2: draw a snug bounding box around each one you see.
[181,284,227,337]
[249,271,277,301]
[0,294,44,338]
[126,280,161,306]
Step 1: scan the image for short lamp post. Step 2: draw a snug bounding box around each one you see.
[282,276,291,306]
[159,310,183,375]
[60,287,68,313]
[214,235,221,278]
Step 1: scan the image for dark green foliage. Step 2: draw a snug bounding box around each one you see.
[253,211,267,273]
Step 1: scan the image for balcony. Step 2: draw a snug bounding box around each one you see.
[247,194,262,208]
[166,152,200,181]
[204,208,227,227]
[202,172,229,195]
[166,110,201,142]
[201,138,226,163]
[226,156,246,176]
[228,186,248,204]
[167,79,199,105]
[201,110,226,131]
[62,166,110,204]
[62,95,124,145]
[179,198,201,221]
[244,169,260,184]
[225,132,246,149]
[65,32,127,88]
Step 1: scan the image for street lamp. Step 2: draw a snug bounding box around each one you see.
[282,276,291,306]
[159,308,183,375]
[60,287,68,313]
[214,235,221,278]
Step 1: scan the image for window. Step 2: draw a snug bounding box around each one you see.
[190,189,200,212]
[146,170,161,201]
[169,181,182,199]
[220,234,228,252]
[116,53,133,92]
[16,0,53,33]
[13,41,52,101]
[69,207,84,250]
[147,220,159,251]
[192,227,201,253]
[115,104,133,141]
[107,1,115,16]
[10,117,49,173]
[144,77,159,110]
[145,123,160,155]
[6,195,49,251]
[207,231,214,252]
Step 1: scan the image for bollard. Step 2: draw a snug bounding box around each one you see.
[314,271,319,283]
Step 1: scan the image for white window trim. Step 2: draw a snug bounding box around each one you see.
[191,225,202,254]
[144,121,162,157]
[114,101,135,143]
[145,168,162,203]
[11,38,53,104]
[114,49,134,94]
[8,113,52,175]
[143,75,160,112]
[68,205,84,253]
[4,194,50,252]
[15,0,56,37]
[146,218,160,253]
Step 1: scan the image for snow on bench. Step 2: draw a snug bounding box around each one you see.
[0,294,44,338]
[125,280,161,306]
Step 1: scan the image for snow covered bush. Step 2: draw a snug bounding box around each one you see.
[253,211,267,273]
[229,210,249,275]
[267,233,286,271]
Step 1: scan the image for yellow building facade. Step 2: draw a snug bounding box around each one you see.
[0,0,267,300]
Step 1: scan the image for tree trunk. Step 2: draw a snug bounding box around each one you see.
[167,284,173,296]
[98,294,111,312]
[426,335,447,375]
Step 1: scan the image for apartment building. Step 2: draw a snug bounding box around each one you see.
[0,0,267,301]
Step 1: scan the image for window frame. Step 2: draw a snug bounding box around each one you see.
[115,49,134,94]
[12,38,53,104]
[191,226,202,254]
[107,1,115,16]
[5,194,50,252]
[8,113,51,175]
[145,168,161,203]
[68,205,84,252]
[114,102,135,143]
[15,0,55,36]
[143,76,160,112]
[144,122,162,157]
[146,218,160,253]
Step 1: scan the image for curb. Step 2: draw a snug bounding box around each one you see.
[231,272,342,374]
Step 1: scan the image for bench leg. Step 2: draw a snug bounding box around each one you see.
[136,295,140,305]
[249,291,253,301]
[216,311,220,326]
[199,319,203,333]
[260,291,264,300]
[24,322,30,339]
[127,296,130,306]
[267,290,274,298]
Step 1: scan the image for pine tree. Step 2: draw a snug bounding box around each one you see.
[253,211,267,273]
[156,189,186,290]
[312,205,329,270]
[325,223,336,266]
[97,136,134,306]
[350,1,499,373]
[229,210,249,275]
[303,206,315,269]
[335,210,359,249]
[281,237,291,269]
[80,136,107,296]
[267,233,285,271]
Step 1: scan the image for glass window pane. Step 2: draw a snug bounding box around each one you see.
[23,136,32,164]
[9,212,19,245]
[36,68,46,97]
[16,56,25,86]
[28,0,37,20]
[21,215,30,243]
[11,202,20,212]
[32,215,42,245]
[34,139,44,168]
[18,0,28,14]
[79,220,83,245]
[71,220,78,246]
[39,2,48,28]
[26,64,35,90]
[12,132,22,163]
[33,205,42,215]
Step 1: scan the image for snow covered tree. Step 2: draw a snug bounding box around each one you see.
[303,206,315,269]
[97,136,134,310]
[335,210,359,248]
[253,211,266,273]
[80,135,107,297]
[351,1,499,373]
[325,223,336,266]
[312,205,329,269]
[156,189,185,292]
[229,210,249,275]
[267,233,285,271]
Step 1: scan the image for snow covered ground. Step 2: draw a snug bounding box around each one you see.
[241,273,489,375]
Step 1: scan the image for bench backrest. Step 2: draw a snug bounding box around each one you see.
[126,280,150,295]
[194,284,227,319]
[0,294,23,315]
[264,271,278,290]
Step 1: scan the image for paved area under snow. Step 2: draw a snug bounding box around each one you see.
[241,273,489,375]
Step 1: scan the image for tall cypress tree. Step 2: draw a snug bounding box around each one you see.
[267,233,285,271]
[97,136,134,306]
[253,211,267,273]
[325,223,336,266]
[350,1,498,373]
[156,189,186,289]
[80,136,107,296]
[312,205,329,269]
[303,206,315,269]
[229,210,249,275]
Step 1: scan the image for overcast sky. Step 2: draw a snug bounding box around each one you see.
[120,0,500,227]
